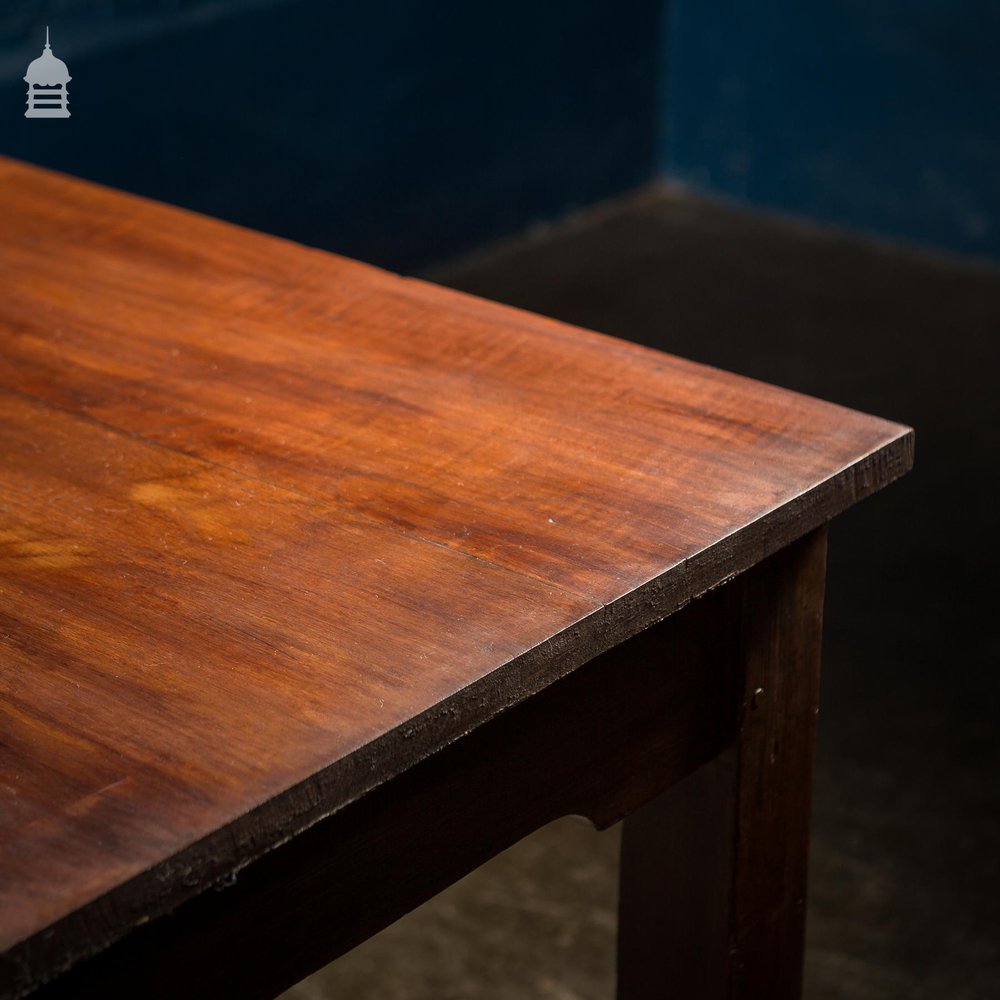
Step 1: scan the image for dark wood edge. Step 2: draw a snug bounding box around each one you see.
[23,579,743,999]
[0,430,912,997]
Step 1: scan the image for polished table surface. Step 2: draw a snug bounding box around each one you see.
[0,158,912,996]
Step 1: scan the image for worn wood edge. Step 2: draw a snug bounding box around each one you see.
[0,425,912,998]
[25,584,739,1000]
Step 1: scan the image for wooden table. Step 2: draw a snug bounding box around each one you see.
[0,158,912,1000]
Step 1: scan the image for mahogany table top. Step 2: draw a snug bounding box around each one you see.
[0,158,912,990]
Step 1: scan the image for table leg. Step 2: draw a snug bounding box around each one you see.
[617,527,827,999]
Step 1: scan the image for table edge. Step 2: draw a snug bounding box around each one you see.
[0,424,913,998]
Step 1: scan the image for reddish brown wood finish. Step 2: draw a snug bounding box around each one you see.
[0,158,912,997]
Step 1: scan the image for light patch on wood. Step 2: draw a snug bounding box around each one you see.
[0,526,88,571]
[130,476,252,545]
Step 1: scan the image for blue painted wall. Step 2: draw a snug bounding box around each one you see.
[662,1,1000,261]
[4,1,1000,265]
[0,0,661,270]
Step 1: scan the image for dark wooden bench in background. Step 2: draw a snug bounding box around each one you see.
[0,158,912,999]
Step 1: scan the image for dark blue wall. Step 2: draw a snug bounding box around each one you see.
[662,0,1000,261]
[0,0,661,271]
[4,1,1000,266]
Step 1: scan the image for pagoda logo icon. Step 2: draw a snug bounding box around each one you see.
[24,28,71,118]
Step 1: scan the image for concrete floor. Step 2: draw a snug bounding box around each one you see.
[281,186,1000,999]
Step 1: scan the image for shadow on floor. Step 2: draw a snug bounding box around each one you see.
[282,185,1000,1000]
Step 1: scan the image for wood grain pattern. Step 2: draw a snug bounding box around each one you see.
[0,158,912,996]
